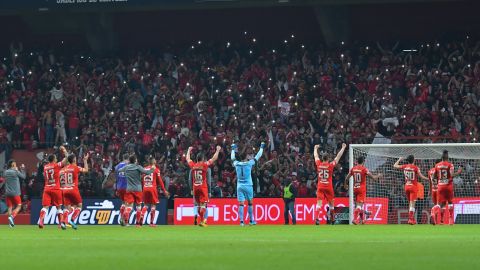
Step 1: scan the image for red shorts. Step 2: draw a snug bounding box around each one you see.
[405,185,418,201]
[354,189,366,203]
[143,189,159,205]
[42,189,63,207]
[124,191,143,205]
[431,189,438,204]
[316,186,334,202]
[438,186,454,204]
[6,196,21,207]
[62,189,82,206]
[116,189,126,201]
[193,188,209,204]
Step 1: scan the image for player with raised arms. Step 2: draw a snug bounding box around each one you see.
[186,145,222,227]
[39,146,68,229]
[435,150,462,225]
[394,155,428,225]
[188,168,212,225]
[141,157,169,227]
[314,143,347,225]
[344,156,381,225]
[61,153,89,229]
[428,159,441,225]
[118,155,155,227]
[231,142,265,226]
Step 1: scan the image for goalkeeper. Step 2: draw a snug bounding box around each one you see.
[231,142,265,226]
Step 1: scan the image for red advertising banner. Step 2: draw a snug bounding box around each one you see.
[174,197,389,225]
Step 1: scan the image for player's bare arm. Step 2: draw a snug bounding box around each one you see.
[418,171,429,181]
[333,143,347,164]
[453,166,463,177]
[208,146,222,164]
[344,172,352,186]
[59,145,68,165]
[313,144,320,161]
[186,146,193,163]
[368,172,382,180]
[80,154,90,173]
[393,157,403,169]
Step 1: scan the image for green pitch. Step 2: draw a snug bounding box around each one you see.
[1,225,479,270]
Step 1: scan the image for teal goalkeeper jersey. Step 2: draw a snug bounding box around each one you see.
[232,148,263,186]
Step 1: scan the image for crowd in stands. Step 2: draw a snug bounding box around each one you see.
[0,38,480,213]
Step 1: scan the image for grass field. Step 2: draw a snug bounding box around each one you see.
[1,225,480,270]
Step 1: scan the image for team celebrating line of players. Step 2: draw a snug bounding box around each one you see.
[1,143,463,228]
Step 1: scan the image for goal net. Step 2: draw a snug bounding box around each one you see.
[349,143,480,225]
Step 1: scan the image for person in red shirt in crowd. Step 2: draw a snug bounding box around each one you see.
[344,156,381,225]
[38,146,68,229]
[61,153,89,229]
[394,155,428,225]
[140,157,169,227]
[313,143,347,225]
[435,150,462,225]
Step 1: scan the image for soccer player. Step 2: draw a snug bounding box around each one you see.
[114,154,129,226]
[188,168,212,225]
[394,155,428,225]
[39,146,68,229]
[435,150,462,225]
[141,157,169,227]
[231,142,265,226]
[118,155,155,227]
[186,145,222,227]
[344,156,381,225]
[428,159,441,225]
[314,143,347,225]
[4,160,26,228]
[61,154,89,229]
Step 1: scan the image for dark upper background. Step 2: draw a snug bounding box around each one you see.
[0,0,478,53]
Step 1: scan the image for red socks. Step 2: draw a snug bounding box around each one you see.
[12,212,18,218]
[63,210,70,224]
[354,208,360,223]
[150,209,156,224]
[57,210,64,224]
[39,208,46,221]
[140,206,148,222]
[199,207,205,222]
[120,205,125,217]
[136,208,142,225]
[448,205,454,225]
[72,208,81,221]
[124,207,132,224]
[442,207,449,224]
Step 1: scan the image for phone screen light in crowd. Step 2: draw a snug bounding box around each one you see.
[291,34,295,38]
[426,44,430,47]
[340,125,344,129]
[215,89,219,93]
[402,65,405,68]
[341,41,345,45]
[260,94,264,98]
[14,53,18,58]
[180,63,184,67]
[402,115,406,119]
[234,116,238,120]
[321,110,325,114]
[190,96,193,100]
[269,78,272,81]
[386,68,389,72]
[244,31,248,35]
[191,45,195,49]
[239,94,243,98]
[3,57,6,61]
[436,43,440,47]
[272,49,276,53]
[252,38,256,43]
[126,118,129,121]
[226,42,230,48]
[468,64,471,68]
[256,114,260,118]
[294,102,298,106]
[331,109,334,113]
[165,132,168,136]
[301,45,305,49]
[123,81,126,84]
[293,71,297,76]
[248,84,252,88]
[124,132,127,135]
[30,52,33,56]
[136,131,140,135]
[402,49,417,52]
[376,77,380,81]
[80,56,84,59]
[233,103,237,107]
[140,76,144,80]
[214,137,217,140]
[186,82,190,86]
[49,69,52,72]
[249,50,253,54]
[197,40,202,45]
[110,112,114,115]
[435,70,439,74]
[75,137,78,140]
[211,76,215,79]
[28,71,32,75]
[263,103,266,106]
[228,89,232,93]
[249,105,253,110]
[83,99,87,102]
[284,40,288,44]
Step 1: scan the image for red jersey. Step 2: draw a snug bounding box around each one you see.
[188,161,212,189]
[142,166,167,192]
[350,164,370,190]
[59,168,67,189]
[435,161,454,188]
[43,162,64,190]
[428,167,438,191]
[62,164,81,190]
[400,164,420,186]
[315,160,336,188]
